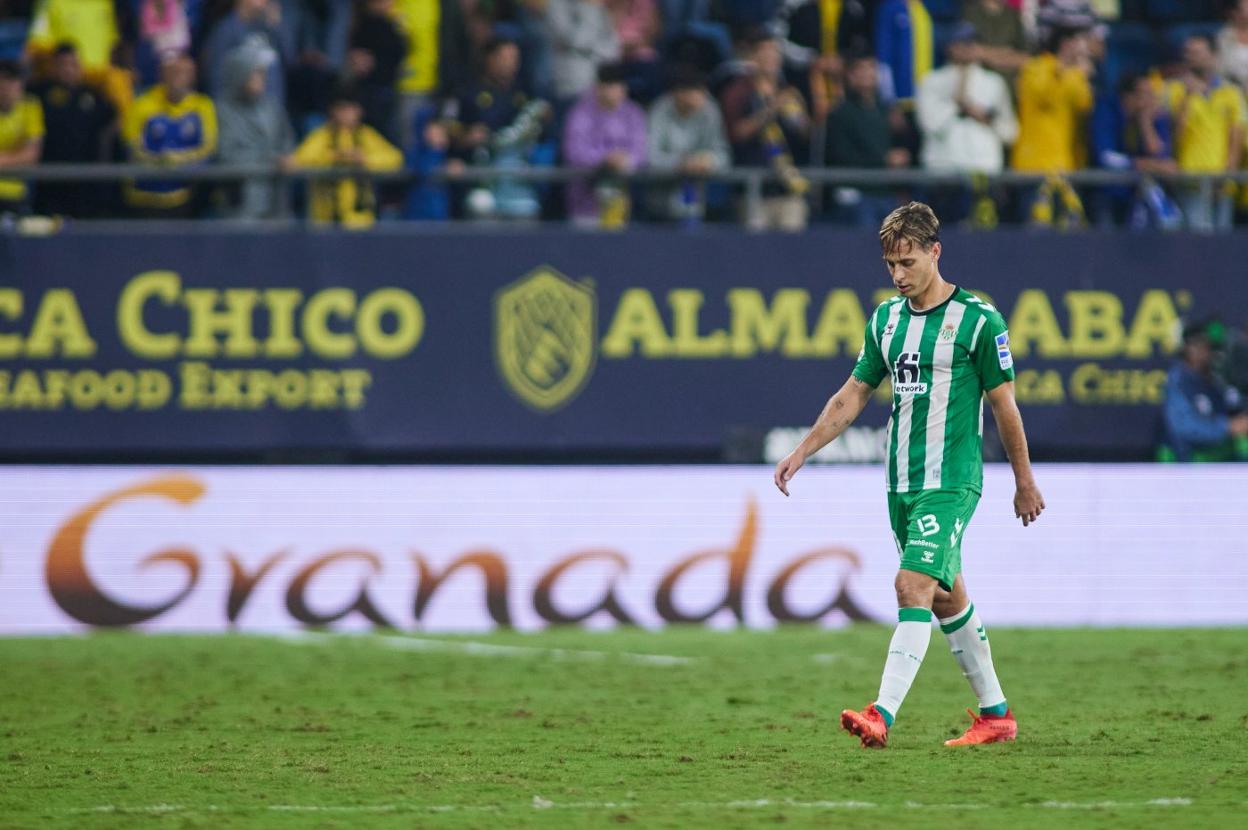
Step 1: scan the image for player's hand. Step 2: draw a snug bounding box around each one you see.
[773,450,805,497]
[1014,482,1045,527]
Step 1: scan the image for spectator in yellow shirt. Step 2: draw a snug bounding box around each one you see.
[123,53,218,216]
[394,0,471,148]
[1012,27,1094,173]
[0,61,45,214]
[25,0,120,75]
[285,87,404,228]
[1167,34,1246,233]
[1011,27,1094,228]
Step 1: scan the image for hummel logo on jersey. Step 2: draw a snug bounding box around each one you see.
[950,518,965,546]
[996,331,1014,370]
[893,351,928,395]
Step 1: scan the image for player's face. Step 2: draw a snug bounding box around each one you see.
[882,239,940,299]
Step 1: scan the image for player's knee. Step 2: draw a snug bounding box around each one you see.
[931,595,957,619]
[894,569,937,609]
[931,587,959,618]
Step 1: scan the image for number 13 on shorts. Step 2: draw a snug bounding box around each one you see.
[887,488,981,592]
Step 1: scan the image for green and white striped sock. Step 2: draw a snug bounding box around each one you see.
[940,603,1007,715]
[874,607,933,727]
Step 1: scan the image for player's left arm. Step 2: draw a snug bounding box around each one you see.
[985,382,1046,527]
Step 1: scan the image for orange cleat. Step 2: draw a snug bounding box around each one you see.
[840,704,889,748]
[944,708,1018,746]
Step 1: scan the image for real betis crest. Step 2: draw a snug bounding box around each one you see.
[939,322,958,342]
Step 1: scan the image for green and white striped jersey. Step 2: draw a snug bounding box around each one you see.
[852,287,1015,494]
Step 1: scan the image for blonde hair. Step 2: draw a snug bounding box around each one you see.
[879,202,940,254]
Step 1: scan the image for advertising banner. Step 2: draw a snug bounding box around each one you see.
[1,465,1243,633]
[0,228,1241,458]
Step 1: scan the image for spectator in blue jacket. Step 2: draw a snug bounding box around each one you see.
[1161,321,1248,461]
[1091,71,1180,229]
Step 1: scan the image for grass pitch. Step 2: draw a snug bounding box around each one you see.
[1,627,1245,829]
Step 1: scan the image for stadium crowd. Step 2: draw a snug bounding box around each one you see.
[0,0,1247,229]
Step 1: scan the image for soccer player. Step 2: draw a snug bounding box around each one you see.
[772,201,1044,748]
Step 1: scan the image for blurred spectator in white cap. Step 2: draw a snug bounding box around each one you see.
[917,22,1016,225]
[917,23,1017,175]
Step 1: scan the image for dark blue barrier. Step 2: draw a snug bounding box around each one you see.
[0,228,1239,459]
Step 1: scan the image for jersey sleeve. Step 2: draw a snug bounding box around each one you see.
[851,311,888,388]
[973,310,1015,391]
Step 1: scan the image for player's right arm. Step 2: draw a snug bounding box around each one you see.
[774,310,889,496]
[773,375,877,496]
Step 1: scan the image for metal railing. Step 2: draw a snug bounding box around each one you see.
[13,162,1248,185]
[6,163,1248,224]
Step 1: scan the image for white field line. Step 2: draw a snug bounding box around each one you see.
[1040,798,1195,809]
[811,653,845,664]
[63,796,1197,816]
[266,630,694,666]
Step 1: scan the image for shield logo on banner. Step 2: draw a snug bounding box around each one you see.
[494,267,597,411]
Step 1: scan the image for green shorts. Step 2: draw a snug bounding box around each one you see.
[887,488,980,592]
